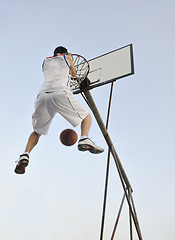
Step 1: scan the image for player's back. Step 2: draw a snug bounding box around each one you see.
[39,55,70,93]
[43,55,69,82]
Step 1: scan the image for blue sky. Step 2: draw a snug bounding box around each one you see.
[0,0,175,239]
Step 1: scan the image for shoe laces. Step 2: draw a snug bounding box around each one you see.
[89,137,96,145]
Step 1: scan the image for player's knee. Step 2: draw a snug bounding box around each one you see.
[33,131,41,138]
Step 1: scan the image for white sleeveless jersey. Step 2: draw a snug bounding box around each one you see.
[38,54,70,94]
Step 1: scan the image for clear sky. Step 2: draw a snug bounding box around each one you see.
[0,0,175,239]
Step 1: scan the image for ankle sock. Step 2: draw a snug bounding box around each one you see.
[80,136,88,140]
[24,152,30,157]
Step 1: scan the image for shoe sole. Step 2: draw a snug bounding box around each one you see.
[14,160,29,174]
[78,144,104,154]
[14,166,25,174]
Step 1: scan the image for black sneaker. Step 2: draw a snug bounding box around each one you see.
[14,154,29,174]
[78,138,104,154]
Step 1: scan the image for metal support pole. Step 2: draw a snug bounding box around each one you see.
[129,188,133,240]
[100,82,114,240]
[84,90,132,190]
[83,90,143,240]
[130,193,143,239]
[110,193,125,240]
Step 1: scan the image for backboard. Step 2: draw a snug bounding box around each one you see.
[71,44,134,94]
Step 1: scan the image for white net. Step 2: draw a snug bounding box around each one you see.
[69,54,90,90]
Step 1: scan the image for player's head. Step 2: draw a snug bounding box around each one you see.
[54,46,68,56]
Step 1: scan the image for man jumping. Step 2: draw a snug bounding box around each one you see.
[15,46,104,174]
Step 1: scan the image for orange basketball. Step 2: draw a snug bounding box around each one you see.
[60,129,78,146]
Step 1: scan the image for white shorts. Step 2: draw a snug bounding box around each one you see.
[32,90,89,135]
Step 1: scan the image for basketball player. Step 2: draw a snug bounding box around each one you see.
[15,46,104,174]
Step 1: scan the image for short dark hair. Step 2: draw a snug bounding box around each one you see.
[53,46,68,56]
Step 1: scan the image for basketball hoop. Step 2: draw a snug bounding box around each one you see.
[70,54,90,90]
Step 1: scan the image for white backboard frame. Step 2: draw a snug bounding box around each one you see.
[72,44,134,94]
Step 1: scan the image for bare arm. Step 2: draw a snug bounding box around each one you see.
[65,53,76,77]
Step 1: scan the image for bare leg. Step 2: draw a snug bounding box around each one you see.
[25,131,41,153]
[81,113,92,137]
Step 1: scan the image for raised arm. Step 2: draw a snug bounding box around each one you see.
[65,53,76,77]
